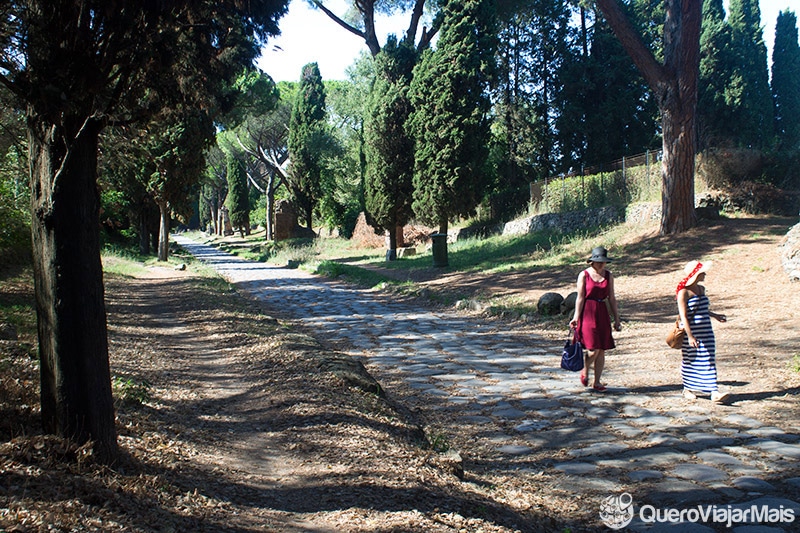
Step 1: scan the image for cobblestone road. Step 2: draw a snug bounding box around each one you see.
[175,235,800,532]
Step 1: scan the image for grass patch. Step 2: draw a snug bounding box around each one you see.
[315,260,414,292]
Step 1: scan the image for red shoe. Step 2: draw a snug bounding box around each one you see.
[580,373,588,387]
[593,384,607,392]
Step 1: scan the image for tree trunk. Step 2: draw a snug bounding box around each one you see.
[29,114,117,463]
[210,200,218,235]
[305,205,314,232]
[151,230,159,255]
[660,85,697,233]
[386,226,398,261]
[138,212,150,255]
[266,175,276,240]
[436,219,449,267]
[595,0,701,235]
[157,199,170,261]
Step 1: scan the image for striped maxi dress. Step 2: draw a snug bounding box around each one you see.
[680,294,719,393]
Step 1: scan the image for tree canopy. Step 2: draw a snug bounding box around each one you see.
[0,0,289,462]
[772,9,800,151]
[287,63,330,230]
[408,0,497,233]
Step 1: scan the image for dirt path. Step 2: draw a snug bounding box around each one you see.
[103,266,547,532]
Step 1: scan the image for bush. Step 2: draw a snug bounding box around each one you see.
[0,184,30,267]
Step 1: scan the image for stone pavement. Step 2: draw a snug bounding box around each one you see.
[174,236,800,532]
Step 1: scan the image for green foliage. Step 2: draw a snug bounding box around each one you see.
[698,0,736,148]
[428,432,450,453]
[222,69,281,128]
[726,0,774,149]
[364,37,416,235]
[287,63,329,229]
[225,153,250,233]
[0,178,30,266]
[772,10,800,151]
[408,0,498,230]
[112,376,151,407]
[0,87,30,266]
[535,163,660,215]
[579,7,660,167]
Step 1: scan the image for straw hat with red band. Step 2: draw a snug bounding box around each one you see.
[675,260,713,295]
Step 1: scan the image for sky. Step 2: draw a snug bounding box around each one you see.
[256,0,797,83]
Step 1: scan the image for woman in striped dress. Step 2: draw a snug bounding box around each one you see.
[676,261,730,403]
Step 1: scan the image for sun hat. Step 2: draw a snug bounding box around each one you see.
[675,260,713,294]
[586,246,613,263]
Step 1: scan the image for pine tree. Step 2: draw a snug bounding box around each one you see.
[772,10,800,151]
[727,0,774,148]
[408,0,497,237]
[226,153,250,237]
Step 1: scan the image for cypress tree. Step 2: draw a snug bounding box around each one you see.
[363,38,416,259]
[698,0,736,148]
[772,10,800,151]
[287,63,327,230]
[225,153,250,237]
[407,0,497,235]
[727,0,774,148]
[582,11,659,165]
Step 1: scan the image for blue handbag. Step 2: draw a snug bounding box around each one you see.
[561,329,584,372]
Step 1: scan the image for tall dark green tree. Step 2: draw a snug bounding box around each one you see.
[727,0,774,148]
[582,7,659,166]
[308,0,442,238]
[144,109,215,261]
[226,153,250,237]
[364,37,416,260]
[287,63,328,230]
[408,0,497,247]
[492,0,572,218]
[0,0,287,462]
[697,0,736,148]
[554,2,660,179]
[772,9,800,152]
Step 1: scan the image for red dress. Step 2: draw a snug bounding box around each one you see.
[578,269,615,350]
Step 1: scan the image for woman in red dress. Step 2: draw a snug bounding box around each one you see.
[569,247,621,391]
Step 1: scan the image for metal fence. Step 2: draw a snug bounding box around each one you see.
[531,150,663,212]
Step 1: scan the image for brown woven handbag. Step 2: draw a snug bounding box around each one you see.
[666,318,684,349]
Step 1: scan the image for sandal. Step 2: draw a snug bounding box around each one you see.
[711,391,731,403]
[580,373,588,387]
[592,384,607,392]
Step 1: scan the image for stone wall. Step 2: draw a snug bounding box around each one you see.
[781,222,800,282]
[502,206,624,237]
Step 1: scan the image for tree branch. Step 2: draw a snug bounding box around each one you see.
[594,0,668,92]
[312,0,364,39]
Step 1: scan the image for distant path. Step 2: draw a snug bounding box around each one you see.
[175,235,800,532]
